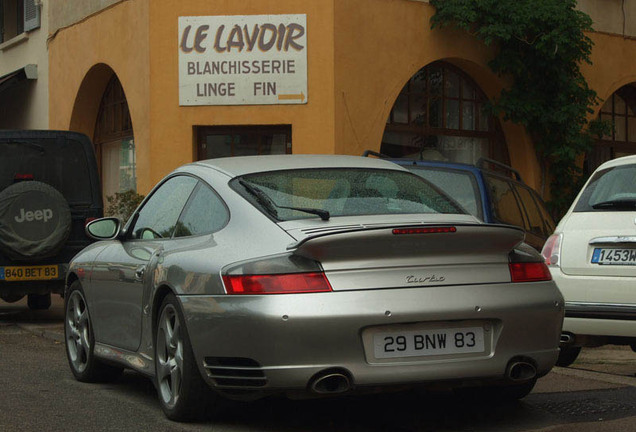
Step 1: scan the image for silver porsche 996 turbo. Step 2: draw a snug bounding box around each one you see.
[64,155,564,421]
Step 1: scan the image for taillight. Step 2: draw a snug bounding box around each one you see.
[85,217,97,227]
[509,262,552,282]
[541,233,562,267]
[14,173,34,181]
[222,254,332,295]
[223,272,332,294]
[393,226,456,235]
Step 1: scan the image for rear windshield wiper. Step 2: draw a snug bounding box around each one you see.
[591,199,636,210]
[239,180,330,221]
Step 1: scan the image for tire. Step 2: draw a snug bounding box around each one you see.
[64,280,123,382]
[0,293,24,303]
[556,346,581,367]
[0,181,72,261]
[155,293,218,422]
[455,379,537,402]
[27,293,51,310]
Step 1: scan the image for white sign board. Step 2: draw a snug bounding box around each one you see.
[178,14,307,106]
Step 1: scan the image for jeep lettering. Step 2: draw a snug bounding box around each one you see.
[14,208,53,223]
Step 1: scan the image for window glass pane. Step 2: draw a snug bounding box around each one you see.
[478,105,489,131]
[429,67,442,97]
[102,138,136,198]
[199,126,291,159]
[233,134,259,156]
[462,101,475,131]
[600,115,613,140]
[628,116,636,143]
[616,118,626,142]
[409,93,425,126]
[485,175,525,227]
[132,176,198,239]
[381,131,421,157]
[515,185,546,235]
[119,138,136,192]
[411,72,426,94]
[574,164,636,212]
[393,94,409,124]
[235,169,466,220]
[205,135,233,159]
[600,98,612,113]
[445,70,460,98]
[408,167,482,219]
[438,136,487,164]
[462,79,476,100]
[429,98,442,128]
[445,99,460,129]
[615,95,626,114]
[175,184,229,237]
[264,134,287,154]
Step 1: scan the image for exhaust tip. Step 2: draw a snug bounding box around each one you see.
[506,359,537,382]
[310,371,351,394]
[560,332,574,346]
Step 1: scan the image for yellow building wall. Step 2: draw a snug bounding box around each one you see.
[147,0,336,185]
[48,0,151,191]
[48,0,636,197]
[585,32,636,109]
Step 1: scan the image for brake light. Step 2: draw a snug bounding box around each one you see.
[85,217,97,227]
[541,234,562,267]
[223,272,332,294]
[509,262,552,282]
[14,173,34,181]
[393,226,456,235]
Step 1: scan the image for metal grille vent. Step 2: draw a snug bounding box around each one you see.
[204,357,267,388]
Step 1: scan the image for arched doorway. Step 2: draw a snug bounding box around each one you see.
[381,62,509,165]
[94,75,136,200]
[586,84,636,174]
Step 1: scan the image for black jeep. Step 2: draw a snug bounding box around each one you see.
[0,131,102,309]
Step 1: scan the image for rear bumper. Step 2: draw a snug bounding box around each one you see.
[180,281,563,395]
[551,269,636,338]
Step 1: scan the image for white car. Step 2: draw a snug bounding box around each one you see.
[542,155,636,366]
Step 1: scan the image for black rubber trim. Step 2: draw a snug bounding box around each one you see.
[565,302,636,321]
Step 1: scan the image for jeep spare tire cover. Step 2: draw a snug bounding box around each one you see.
[0,181,72,261]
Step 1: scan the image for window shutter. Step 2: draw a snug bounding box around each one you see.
[24,0,41,32]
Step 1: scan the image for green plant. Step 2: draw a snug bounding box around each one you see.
[430,0,610,217]
[105,189,145,221]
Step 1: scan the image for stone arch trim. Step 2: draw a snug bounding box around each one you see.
[594,75,636,117]
[70,63,135,144]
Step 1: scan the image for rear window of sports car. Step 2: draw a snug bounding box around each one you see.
[232,168,466,221]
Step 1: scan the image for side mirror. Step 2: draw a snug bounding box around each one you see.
[86,217,122,240]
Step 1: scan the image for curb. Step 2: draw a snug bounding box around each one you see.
[552,365,636,387]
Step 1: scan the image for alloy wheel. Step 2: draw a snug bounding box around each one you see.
[156,304,184,408]
[66,290,91,373]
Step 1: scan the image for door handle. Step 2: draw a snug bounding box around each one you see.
[135,266,146,281]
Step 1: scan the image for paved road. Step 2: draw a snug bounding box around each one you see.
[2,296,636,432]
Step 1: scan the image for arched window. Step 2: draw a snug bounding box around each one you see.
[382,62,508,165]
[94,75,136,199]
[587,85,636,173]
